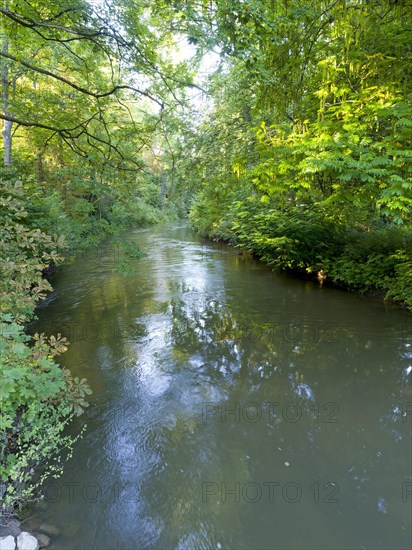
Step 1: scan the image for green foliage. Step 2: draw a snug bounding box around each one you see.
[254,89,412,224]
[0,320,91,513]
[0,173,95,514]
[207,201,412,309]
[180,0,411,309]
[328,228,412,305]
[231,204,345,268]
[0,178,66,323]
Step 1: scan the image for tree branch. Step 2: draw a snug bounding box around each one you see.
[0,113,144,170]
[0,51,163,107]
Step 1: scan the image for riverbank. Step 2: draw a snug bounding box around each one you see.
[0,173,162,520]
[196,207,412,312]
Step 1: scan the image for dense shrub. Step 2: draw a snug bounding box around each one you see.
[195,199,412,310]
[0,176,92,515]
[0,322,90,513]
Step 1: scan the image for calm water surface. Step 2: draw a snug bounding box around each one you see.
[26,222,411,549]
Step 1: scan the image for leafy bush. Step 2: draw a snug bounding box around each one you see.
[0,175,92,515]
[328,228,412,305]
[0,319,91,514]
[0,179,66,323]
[195,198,412,310]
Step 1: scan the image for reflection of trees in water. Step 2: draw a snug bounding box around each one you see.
[167,296,346,389]
[163,296,410,418]
[32,277,410,547]
[134,297,412,547]
[25,232,411,547]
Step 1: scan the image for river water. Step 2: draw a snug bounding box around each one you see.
[26,222,411,549]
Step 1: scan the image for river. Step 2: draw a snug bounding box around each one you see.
[26,222,411,549]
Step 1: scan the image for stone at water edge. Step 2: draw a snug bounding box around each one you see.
[33,534,50,549]
[0,535,16,550]
[0,518,21,538]
[19,520,41,539]
[16,532,39,550]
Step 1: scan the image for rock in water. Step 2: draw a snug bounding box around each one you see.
[38,525,60,537]
[16,532,39,550]
[0,535,16,550]
[34,534,50,549]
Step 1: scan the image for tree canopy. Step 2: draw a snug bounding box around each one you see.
[1,0,411,515]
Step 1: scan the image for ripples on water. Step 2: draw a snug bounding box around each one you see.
[26,223,411,549]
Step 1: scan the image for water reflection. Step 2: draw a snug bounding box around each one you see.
[26,223,411,550]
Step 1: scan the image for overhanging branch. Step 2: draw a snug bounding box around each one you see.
[0,113,144,170]
[0,51,163,107]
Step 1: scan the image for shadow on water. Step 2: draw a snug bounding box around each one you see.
[25,222,411,549]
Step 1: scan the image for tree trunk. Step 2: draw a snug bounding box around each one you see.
[1,1,12,166]
[160,172,166,209]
